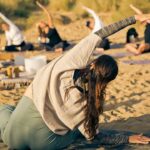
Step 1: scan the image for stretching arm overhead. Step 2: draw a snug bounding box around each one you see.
[0,12,15,27]
[83,6,104,32]
[36,1,54,28]
[130,4,143,15]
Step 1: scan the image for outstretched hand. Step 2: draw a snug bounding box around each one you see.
[129,134,150,144]
[135,14,150,24]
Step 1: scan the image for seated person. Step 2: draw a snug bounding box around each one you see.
[126,4,150,55]
[126,27,139,43]
[83,6,110,51]
[0,12,34,52]
[36,1,70,52]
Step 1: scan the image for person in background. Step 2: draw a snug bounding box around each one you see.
[83,6,110,51]
[0,12,34,52]
[36,1,70,52]
[126,27,139,43]
[0,13,150,150]
[125,4,150,55]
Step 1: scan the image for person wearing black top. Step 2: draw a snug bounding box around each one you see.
[126,27,139,43]
[125,4,150,55]
[36,1,70,52]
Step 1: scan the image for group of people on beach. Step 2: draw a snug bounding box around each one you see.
[0,1,70,52]
[1,2,150,55]
[0,1,150,150]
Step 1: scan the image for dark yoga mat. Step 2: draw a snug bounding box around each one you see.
[65,130,150,150]
[122,60,150,65]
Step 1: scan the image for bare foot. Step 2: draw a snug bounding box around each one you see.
[55,48,63,53]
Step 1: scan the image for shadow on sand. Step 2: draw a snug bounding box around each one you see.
[66,114,150,150]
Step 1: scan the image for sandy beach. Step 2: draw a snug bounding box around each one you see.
[0,13,150,149]
[0,49,150,149]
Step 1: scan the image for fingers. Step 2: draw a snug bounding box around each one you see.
[138,134,150,143]
[147,20,150,24]
[136,14,150,23]
[140,136,150,142]
[138,141,149,144]
[129,134,150,145]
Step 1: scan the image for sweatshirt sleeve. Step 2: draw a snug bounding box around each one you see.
[0,13,15,27]
[95,16,136,39]
[54,16,136,72]
[78,123,129,145]
[54,33,101,72]
[95,131,129,145]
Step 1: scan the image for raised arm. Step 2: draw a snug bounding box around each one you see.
[36,1,54,28]
[82,6,104,31]
[0,12,15,26]
[95,14,150,38]
[95,16,136,38]
[130,4,143,15]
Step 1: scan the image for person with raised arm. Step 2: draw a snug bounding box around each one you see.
[36,1,70,52]
[0,13,150,149]
[83,6,110,51]
[125,4,150,55]
[0,12,33,51]
[82,6,104,33]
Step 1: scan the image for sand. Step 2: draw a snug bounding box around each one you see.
[0,50,150,149]
[0,17,150,149]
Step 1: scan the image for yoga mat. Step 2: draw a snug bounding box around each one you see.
[65,130,150,150]
[93,52,133,60]
[110,52,133,58]
[122,60,150,65]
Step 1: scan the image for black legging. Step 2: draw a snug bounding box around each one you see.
[5,41,34,52]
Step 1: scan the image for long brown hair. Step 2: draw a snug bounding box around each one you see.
[65,55,118,139]
[83,55,118,139]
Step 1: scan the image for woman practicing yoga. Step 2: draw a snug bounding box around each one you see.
[0,12,34,51]
[126,4,150,55]
[0,13,150,150]
[36,1,70,52]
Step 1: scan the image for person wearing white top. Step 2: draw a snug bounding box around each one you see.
[83,6,110,51]
[0,12,33,51]
[82,6,104,33]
